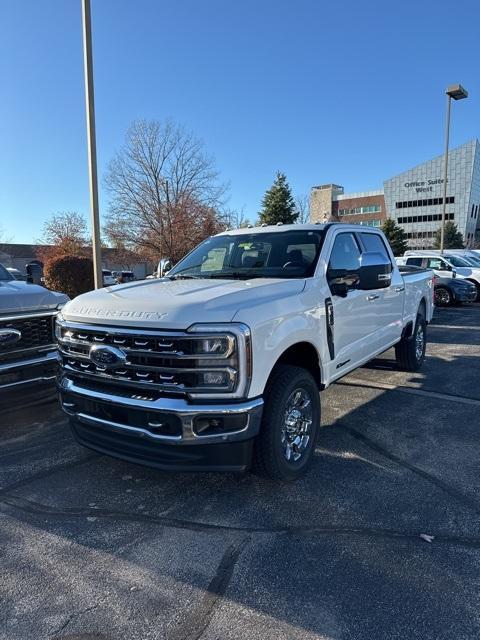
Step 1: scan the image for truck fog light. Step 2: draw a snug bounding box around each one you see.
[202,371,228,386]
[193,414,248,436]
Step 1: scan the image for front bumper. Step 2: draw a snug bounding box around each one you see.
[453,289,477,303]
[58,376,264,472]
[0,350,58,396]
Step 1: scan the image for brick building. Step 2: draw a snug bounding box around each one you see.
[310,184,386,227]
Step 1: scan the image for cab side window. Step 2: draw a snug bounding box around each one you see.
[406,257,423,267]
[327,233,361,289]
[360,232,390,262]
[426,258,446,270]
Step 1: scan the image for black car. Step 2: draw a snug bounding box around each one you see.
[434,275,477,306]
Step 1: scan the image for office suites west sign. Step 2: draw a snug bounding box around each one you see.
[403,178,445,193]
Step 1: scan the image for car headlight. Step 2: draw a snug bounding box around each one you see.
[186,323,252,399]
[55,312,64,340]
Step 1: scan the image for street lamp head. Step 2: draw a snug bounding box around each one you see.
[446,84,468,100]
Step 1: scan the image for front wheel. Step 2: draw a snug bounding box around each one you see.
[252,365,320,481]
[395,313,427,372]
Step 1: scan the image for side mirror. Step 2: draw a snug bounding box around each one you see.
[327,268,357,298]
[358,252,392,290]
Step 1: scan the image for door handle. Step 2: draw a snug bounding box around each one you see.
[366,294,380,301]
[394,286,405,292]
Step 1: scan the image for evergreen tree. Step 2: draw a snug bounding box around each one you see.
[380,218,408,256]
[259,172,298,225]
[433,221,464,249]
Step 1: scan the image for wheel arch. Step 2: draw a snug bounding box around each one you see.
[265,342,323,392]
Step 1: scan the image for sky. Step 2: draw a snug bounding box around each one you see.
[1,0,479,243]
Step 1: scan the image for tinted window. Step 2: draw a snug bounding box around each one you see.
[426,258,447,270]
[0,264,14,281]
[406,257,423,267]
[328,233,361,273]
[360,233,390,260]
[169,230,325,280]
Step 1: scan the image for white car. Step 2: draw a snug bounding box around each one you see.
[403,251,480,299]
[102,270,117,287]
[56,224,434,481]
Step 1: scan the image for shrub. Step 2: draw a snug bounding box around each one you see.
[44,255,94,299]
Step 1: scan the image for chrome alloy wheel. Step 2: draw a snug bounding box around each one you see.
[415,324,425,361]
[281,388,313,462]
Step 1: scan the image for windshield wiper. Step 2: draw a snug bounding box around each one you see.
[167,274,204,280]
[206,271,266,280]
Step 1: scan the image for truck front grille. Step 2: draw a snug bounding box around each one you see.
[0,312,57,360]
[57,322,238,394]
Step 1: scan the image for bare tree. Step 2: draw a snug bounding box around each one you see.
[104,120,228,263]
[295,194,310,224]
[38,212,90,261]
[224,206,252,229]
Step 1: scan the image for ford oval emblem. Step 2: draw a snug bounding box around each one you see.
[89,344,127,370]
[0,328,22,348]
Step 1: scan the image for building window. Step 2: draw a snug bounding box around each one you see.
[395,197,454,209]
[338,204,382,216]
[398,213,454,224]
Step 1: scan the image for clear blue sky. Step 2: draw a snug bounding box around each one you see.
[1,0,479,243]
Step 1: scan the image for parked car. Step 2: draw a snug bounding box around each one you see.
[0,262,68,401]
[56,223,434,481]
[114,270,135,284]
[6,267,27,281]
[433,275,477,306]
[402,251,480,300]
[102,270,117,287]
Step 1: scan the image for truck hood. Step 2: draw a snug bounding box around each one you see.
[62,277,306,329]
[0,280,69,315]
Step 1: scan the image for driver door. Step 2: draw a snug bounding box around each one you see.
[325,232,378,379]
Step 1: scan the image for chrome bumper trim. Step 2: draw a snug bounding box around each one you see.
[58,376,263,445]
[0,350,58,373]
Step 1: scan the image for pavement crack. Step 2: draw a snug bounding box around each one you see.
[0,454,98,497]
[166,537,249,640]
[50,605,97,638]
[341,423,480,515]
[2,494,480,548]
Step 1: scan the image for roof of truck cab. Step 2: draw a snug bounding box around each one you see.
[215,223,383,237]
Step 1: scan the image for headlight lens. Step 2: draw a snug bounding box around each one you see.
[55,313,64,340]
[186,323,252,399]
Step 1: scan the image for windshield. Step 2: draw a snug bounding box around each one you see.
[446,255,471,267]
[459,255,480,267]
[0,264,14,281]
[168,230,325,280]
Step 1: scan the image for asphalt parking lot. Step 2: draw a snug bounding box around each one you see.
[1,304,480,640]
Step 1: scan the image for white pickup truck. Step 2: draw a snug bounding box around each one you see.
[56,223,434,480]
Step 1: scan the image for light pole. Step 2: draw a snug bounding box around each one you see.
[81,0,103,288]
[439,84,468,254]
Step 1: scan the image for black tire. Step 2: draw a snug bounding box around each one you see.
[252,365,320,481]
[395,312,427,372]
[434,286,452,306]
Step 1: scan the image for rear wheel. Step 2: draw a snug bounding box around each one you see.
[395,312,427,372]
[434,286,452,306]
[252,365,320,481]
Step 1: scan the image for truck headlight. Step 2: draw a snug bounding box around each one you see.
[186,323,252,399]
[55,313,64,340]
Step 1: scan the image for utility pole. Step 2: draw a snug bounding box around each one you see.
[81,0,102,288]
[439,84,468,254]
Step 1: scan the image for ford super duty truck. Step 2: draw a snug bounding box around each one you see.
[56,223,434,480]
[0,263,68,402]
